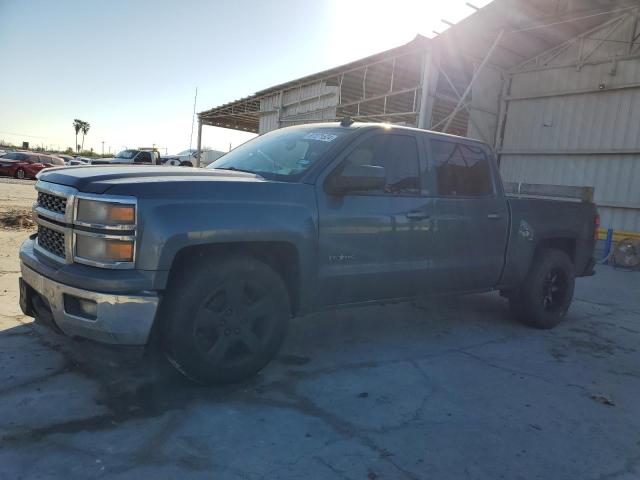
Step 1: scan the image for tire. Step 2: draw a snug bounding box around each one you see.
[15,168,26,179]
[509,249,575,329]
[180,161,193,167]
[160,254,290,384]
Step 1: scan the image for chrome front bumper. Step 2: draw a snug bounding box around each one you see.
[20,263,159,345]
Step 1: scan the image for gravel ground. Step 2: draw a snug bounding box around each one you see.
[0,178,639,479]
[0,177,37,213]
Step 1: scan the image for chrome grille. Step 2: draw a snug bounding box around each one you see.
[37,225,65,259]
[37,192,67,215]
[33,180,137,268]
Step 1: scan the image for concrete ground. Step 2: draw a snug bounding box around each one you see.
[0,179,639,479]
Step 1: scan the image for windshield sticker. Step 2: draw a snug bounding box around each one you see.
[303,133,338,142]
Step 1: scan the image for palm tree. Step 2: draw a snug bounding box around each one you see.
[80,121,90,152]
[73,119,83,153]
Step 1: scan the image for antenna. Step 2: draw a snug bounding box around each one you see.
[340,116,354,127]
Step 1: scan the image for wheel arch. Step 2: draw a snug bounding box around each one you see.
[166,241,302,316]
[534,237,576,263]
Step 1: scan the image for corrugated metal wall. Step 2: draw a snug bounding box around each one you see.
[499,11,640,232]
[259,81,338,134]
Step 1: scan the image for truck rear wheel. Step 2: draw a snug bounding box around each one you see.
[509,249,575,329]
[161,255,290,384]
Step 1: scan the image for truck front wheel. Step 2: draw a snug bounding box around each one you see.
[509,249,575,329]
[161,255,290,384]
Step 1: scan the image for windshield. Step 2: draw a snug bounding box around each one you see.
[208,128,346,178]
[115,149,138,159]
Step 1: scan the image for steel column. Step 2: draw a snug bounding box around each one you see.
[195,120,203,168]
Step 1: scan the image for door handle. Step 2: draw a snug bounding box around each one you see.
[406,211,430,220]
[487,213,502,220]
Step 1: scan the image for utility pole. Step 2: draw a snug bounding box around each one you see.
[189,87,198,153]
[101,141,105,155]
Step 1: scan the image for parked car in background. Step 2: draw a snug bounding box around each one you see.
[63,156,91,166]
[0,152,65,179]
[90,149,160,165]
[67,159,88,166]
[163,149,225,167]
[55,154,76,164]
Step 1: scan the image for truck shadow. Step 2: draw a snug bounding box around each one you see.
[0,292,516,443]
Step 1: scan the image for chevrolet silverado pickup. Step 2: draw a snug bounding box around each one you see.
[19,122,598,384]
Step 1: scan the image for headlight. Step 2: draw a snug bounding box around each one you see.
[75,235,134,264]
[76,199,135,227]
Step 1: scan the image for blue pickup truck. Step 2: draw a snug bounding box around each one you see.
[19,122,598,383]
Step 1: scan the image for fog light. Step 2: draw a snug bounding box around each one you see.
[64,294,97,320]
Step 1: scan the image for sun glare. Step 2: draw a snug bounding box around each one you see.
[329,0,493,62]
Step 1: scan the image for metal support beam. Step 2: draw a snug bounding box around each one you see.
[440,30,504,133]
[629,7,639,54]
[276,90,284,128]
[494,72,512,152]
[506,80,640,102]
[513,50,640,74]
[514,12,634,71]
[435,62,489,142]
[418,49,434,129]
[195,120,203,168]
[579,15,627,66]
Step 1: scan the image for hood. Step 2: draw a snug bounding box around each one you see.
[37,165,265,194]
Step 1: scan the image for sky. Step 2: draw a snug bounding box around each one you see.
[0,0,491,155]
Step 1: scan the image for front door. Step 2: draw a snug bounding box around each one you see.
[315,131,432,306]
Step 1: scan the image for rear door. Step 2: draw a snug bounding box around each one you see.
[425,137,508,292]
[315,130,432,305]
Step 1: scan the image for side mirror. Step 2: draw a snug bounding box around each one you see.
[326,164,386,195]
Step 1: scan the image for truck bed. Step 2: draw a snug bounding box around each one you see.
[499,192,598,288]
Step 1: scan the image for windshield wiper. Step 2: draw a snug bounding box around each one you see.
[215,166,261,175]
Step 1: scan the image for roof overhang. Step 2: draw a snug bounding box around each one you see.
[199,0,638,133]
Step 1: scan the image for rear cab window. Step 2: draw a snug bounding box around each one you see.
[428,137,495,197]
